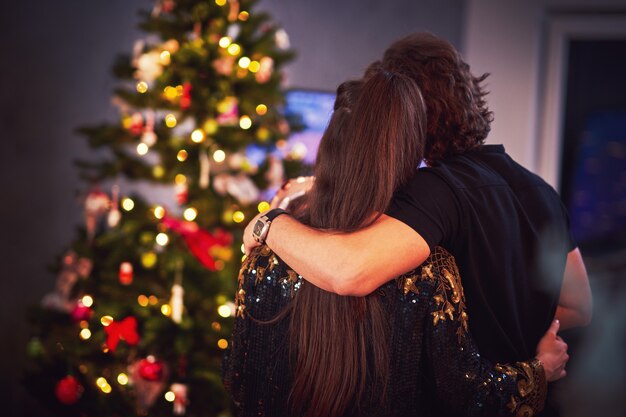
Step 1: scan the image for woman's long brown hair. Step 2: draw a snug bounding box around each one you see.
[288,65,427,417]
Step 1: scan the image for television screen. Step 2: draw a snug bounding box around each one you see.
[284,89,336,165]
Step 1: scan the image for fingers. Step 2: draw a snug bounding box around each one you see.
[548,319,560,335]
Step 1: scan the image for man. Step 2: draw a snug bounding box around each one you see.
[244,32,591,414]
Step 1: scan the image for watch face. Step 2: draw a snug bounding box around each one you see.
[253,219,265,236]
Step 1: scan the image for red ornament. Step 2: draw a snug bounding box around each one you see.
[104,316,140,352]
[161,215,232,270]
[175,183,188,205]
[118,262,134,285]
[55,376,83,405]
[138,356,165,381]
[180,82,192,110]
[129,112,144,136]
[70,303,93,323]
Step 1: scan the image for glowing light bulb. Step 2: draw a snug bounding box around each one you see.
[239,115,252,130]
[137,294,149,307]
[248,61,260,73]
[80,328,92,340]
[161,304,172,316]
[117,373,129,385]
[100,316,114,326]
[183,207,198,221]
[149,295,158,305]
[96,377,108,388]
[215,0,226,5]
[101,384,112,394]
[232,211,245,223]
[227,43,241,56]
[238,11,249,21]
[121,198,135,211]
[238,56,251,69]
[141,252,157,269]
[159,50,171,65]
[255,104,268,115]
[136,81,148,93]
[164,86,178,100]
[153,165,165,178]
[153,205,165,219]
[218,304,232,318]
[177,149,188,161]
[175,174,187,185]
[137,143,149,156]
[156,233,169,246]
[81,295,94,308]
[165,391,176,402]
[217,339,229,349]
[240,243,245,253]
[191,129,205,143]
[213,149,226,162]
[218,36,231,48]
[165,114,177,128]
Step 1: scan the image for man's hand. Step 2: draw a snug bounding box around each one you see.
[535,319,569,382]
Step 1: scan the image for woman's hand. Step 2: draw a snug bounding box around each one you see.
[535,319,569,382]
[270,176,315,209]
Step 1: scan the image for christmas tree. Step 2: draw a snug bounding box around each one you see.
[23,1,301,415]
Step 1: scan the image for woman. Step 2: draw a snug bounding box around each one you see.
[223,68,567,417]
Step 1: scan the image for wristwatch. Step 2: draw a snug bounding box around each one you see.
[252,208,288,244]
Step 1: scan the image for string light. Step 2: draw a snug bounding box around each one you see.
[137,143,149,156]
[148,295,159,305]
[232,211,245,223]
[248,61,260,73]
[164,391,176,402]
[100,316,114,326]
[215,0,226,5]
[137,295,149,307]
[183,207,198,221]
[136,81,148,93]
[81,295,94,308]
[239,115,252,130]
[238,57,251,69]
[227,43,241,56]
[175,174,187,185]
[177,149,188,161]
[153,205,165,219]
[213,149,226,162]
[141,252,157,269]
[80,328,92,340]
[117,373,129,385]
[258,201,270,212]
[240,244,245,253]
[217,304,232,318]
[159,50,171,65]
[164,86,178,100]
[203,118,218,134]
[218,36,232,48]
[255,104,268,115]
[121,198,135,211]
[153,165,165,178]
[238,11,249,21]
[165,114,177,128]
[191,129,205,143]
[212,321,222,331]
[156,233,169,246]
[161,304,172,316]
[217,339,229,349]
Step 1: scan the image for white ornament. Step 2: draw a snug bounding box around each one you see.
[136,51,163,82]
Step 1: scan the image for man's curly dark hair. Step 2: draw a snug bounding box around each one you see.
[381,32,494,162]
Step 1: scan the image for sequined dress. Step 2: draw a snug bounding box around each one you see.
[222,246,547,417]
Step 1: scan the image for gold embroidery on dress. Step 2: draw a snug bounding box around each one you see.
[495,359,546,417]
[397,247,469,341]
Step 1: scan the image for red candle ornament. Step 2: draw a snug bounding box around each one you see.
[119,262,134,285]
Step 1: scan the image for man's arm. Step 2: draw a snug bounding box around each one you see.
[555,248,592,329]
[244,213,430,296]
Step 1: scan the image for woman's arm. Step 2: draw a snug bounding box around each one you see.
[415,248,565,416]
[244,213,430,296]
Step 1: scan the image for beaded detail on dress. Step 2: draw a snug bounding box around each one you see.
[223,246,547,417]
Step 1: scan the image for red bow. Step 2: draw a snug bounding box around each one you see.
[104,316,140,352]
[161,215,232,270]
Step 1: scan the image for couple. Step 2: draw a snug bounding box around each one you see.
[222,33,592,417]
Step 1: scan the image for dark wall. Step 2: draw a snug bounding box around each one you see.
[0,1,464,415]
